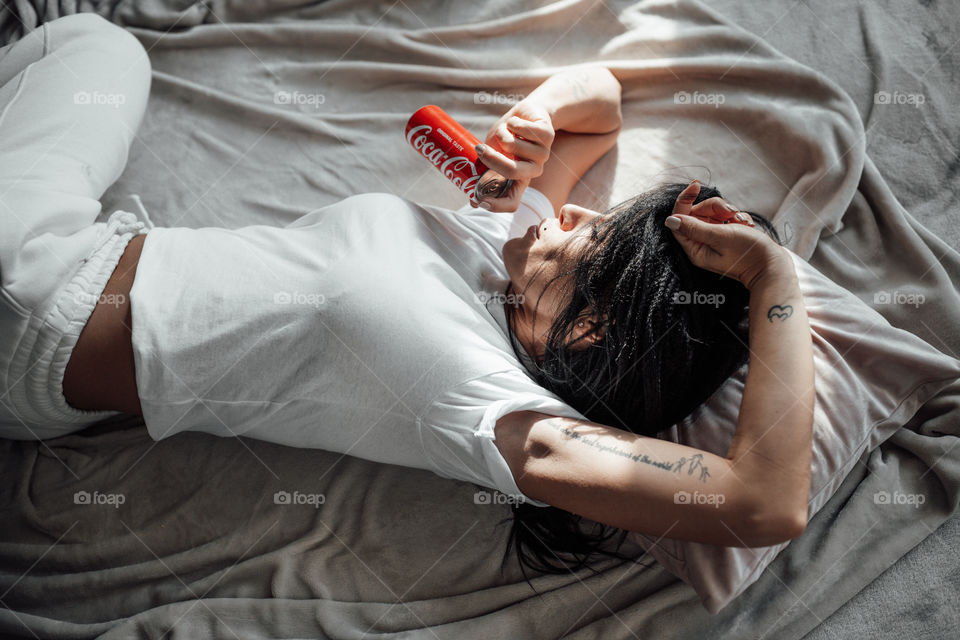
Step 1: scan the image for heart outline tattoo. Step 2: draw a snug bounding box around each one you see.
[767,304,794,322]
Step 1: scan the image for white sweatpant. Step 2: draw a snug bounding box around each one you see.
[0,14,151,439]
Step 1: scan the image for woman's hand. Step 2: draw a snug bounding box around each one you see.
[665,181,787,289]
[472,100,556,212]
[472,68,620,213]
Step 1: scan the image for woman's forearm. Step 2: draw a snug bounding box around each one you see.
[725,249,815,529]
[525,67,622,134]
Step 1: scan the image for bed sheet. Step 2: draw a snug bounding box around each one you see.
[0,1,958,638]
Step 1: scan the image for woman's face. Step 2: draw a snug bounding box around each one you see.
[502,203,605,353]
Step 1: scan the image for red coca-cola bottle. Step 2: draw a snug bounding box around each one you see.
[405,105,513,204]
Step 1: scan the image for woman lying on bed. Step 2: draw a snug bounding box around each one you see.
[0,14,813,577]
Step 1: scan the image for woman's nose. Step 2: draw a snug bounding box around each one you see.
[558,203,601,231]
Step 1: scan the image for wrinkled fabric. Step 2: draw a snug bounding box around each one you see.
[1,0,959,638]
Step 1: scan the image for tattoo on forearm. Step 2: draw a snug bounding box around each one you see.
[549,422,712,483]
[766,304,794,323]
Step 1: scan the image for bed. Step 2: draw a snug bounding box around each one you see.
[1,0,958,637]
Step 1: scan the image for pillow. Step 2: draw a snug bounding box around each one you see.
[626,249,960,613]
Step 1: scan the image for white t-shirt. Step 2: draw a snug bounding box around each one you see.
[129,187,583,506]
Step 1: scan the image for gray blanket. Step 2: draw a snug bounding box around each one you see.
[1,0,958,638]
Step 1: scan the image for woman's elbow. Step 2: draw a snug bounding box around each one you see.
[783,507,809,541]
[598,68,622,131]
[739,503,809,547]
[577,66,621,132]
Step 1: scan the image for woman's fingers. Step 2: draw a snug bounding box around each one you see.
[666,213,722,246]
[672,180,701,217]
[475,143,542,180]
[671,184,754,233]
[689,197,755,226]
[488,119,550,171]
[483,194,521,212]
[478,110,554,182]
[505,116,555,147]
[691,197,734,221]
[665,208,774,285]
[494,131,551,165]
[664,214,720,265]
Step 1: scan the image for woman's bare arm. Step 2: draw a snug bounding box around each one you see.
[521,66,622,134]
[721,251,813,523]
[666,186,815,521]
[528,129,620,216]
[474,67,621,212]
[519,68,623,214]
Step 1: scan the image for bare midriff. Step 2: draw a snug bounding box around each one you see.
[62,233,146,416]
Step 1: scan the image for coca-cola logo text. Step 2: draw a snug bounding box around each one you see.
[407,124,480,196]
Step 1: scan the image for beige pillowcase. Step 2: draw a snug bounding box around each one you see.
[627,249,960,613]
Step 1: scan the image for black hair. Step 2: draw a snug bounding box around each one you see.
[499,182,782,581]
